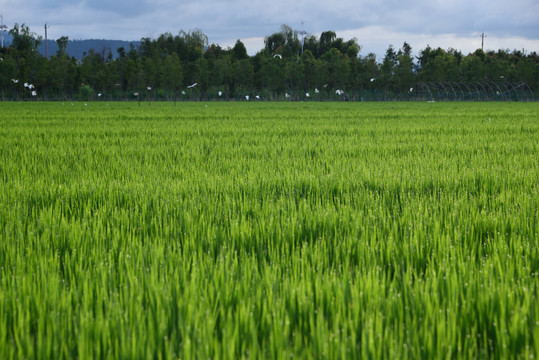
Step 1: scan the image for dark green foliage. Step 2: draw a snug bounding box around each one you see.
[0,24,538,100]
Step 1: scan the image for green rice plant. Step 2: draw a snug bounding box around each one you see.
[0,101,537,359]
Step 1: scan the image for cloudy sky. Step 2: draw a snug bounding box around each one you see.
[2,0,538,59]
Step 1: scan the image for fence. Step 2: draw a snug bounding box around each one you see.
[1,82,536,102]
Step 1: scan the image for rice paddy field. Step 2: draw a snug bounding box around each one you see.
[0,101,538,359]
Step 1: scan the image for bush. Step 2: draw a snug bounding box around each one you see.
[78,85,93,101]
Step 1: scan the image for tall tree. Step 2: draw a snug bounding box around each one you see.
[232,40,248,60]
[9,23,41,53]
[380,45,398,91]
[161,53,183,96]
[395,42,415,92]
[319,31,337,57]
[56,36,69,57]
[321,48,350,89]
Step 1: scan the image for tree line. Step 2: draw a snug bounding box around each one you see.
[1,23,537,101]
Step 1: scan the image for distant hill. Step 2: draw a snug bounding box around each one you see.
[3,35,140,59]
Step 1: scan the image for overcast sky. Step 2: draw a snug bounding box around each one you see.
[2,0,538,59]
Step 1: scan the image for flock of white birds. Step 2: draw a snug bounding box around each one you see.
[11,78,37,96]
[8,76,373,101]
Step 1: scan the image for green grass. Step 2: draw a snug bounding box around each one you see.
[0,101,538,359]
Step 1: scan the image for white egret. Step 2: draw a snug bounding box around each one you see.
[409,88,413,92]
[181,91,186,95]
[147,86,151,90]
[187,83,197,89]
[274,54,282,59]
[370,78,375,82]
[28,84,34,89]
[256,95,260,100]
[24,82,29,88]
[31,91,37,96]
[245,95,249,100]
[11,79,18,83]
[285,93,290,99]
[315,88,319,93]
[98,93,102,97]
[134,92,139,96]
[306,92,310,97]
[218,91,222,96]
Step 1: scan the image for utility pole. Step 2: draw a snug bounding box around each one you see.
[298,21,307,55]
[0,14,7,48]
[481,32,487,51]
[44,23,49,58]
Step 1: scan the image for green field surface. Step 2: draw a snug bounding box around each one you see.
[0,102,538,359]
